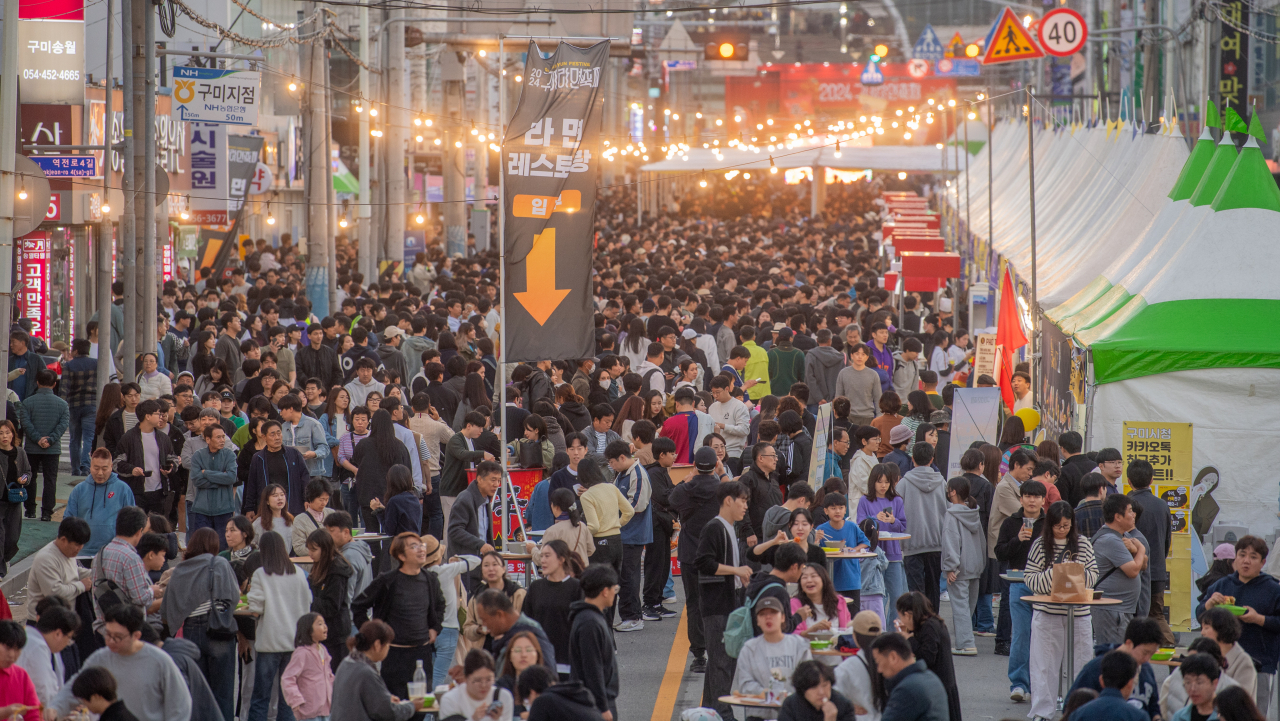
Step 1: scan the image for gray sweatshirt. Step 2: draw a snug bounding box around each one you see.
[53,644,192,721]
[731,634,813,719]
[898,465,947,556]
[941,503,987,580]
[833,366,882,419]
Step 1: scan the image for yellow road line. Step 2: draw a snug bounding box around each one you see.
[651,607,691,721]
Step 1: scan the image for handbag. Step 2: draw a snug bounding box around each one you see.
[6,481,26,504]
[206,556,239,639]
[517,439,543,469]
[1049,561,1092,603]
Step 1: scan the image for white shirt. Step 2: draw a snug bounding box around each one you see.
[1013,390,1034,413]
[141,430,161,492]
[429,556,480,629]
[439,685,513,721]
[392,423,424,488]
[716,515,742,588]
[16,630,63,706]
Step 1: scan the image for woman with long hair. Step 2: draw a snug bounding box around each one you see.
[92,383,124,450]
[640,389,667,428]
[246,531,313,721]
[1036,440,1061,467]
[191,331,218,379]
[523,539,583,680]
[351,410,411,533]
[531,400,568,454]
[370,464,422,540]
[857,463,907,625]
[531,488,593,563]
[304,528,354,669]
[585,367,612,408]
[437,331,460,374]
[1023,501,1099,721]
[253,483,294,539]
[0,420,29,573]
[497,630,546,714]
[462,551,528,653]
[237,418,269,488]
[194,358,231,398]
[555,384,591,433]
[942,476,985,657]
[750,507,827,566]
[320,386,351,478]
[979,443,1003,488]
[620,318,649,370]
[611,395,646,441]
[452,373,492,431]
[439,650,514,721]
[894,591,961,721]
[999,416,1028,451]
[330,620,418,720]
[219,514,261,590]
[510,415,554,472]
[791,562,851,634]
[160,527,240,721]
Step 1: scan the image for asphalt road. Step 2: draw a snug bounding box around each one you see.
[615,589,1183,721]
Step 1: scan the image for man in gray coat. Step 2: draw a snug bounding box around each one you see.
[803,329,845,406]
[447,461,500,592]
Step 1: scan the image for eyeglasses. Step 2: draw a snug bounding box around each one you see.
[759,453,778,459]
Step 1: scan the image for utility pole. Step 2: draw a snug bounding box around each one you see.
[97,0,115,398]
[141,0,157,356]
[385,6,407,272]
[0,0,20,419]
[358,1,372,281]
[443,79,465,256]
[305,5,330,314]
[324,39,338,316]
[120,0,138,376]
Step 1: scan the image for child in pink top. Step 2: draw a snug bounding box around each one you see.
[0,646,40,721]
[789,563,853,633]
[282,613,334,721]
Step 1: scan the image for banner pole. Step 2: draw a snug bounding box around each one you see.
[498,34,509,553]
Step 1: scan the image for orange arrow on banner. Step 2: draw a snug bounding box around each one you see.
[514,228,570,325]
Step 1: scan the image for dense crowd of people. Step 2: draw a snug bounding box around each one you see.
[0,180,1264,721]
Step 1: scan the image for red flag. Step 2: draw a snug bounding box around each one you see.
[996,266,1028,410]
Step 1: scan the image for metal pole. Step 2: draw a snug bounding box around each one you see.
[1026,88,1038,394]
[964,104,971,337]
[120,0,138,377]
[305,5,330,315]
[987,84,993,306]
[386,3,407,269]
[358,0,372,281]
[498,34,508,551]
[325,39,338,317]
[142,1,157,360]
[0,0,22,420]
[97,0,115,399]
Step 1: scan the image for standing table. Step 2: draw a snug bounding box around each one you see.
[822,550,877,577]
[1019,594,1121,709]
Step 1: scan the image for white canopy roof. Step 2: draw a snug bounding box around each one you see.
[639,145,950,173]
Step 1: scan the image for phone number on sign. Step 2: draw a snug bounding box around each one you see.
[23,68,80,81]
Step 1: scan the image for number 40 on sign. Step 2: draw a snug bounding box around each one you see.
[1037,8,1088,57]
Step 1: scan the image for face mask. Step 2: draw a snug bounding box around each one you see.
[599,381,611,390]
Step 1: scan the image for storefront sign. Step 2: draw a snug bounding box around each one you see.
[972,333,997,379]
[1217,1,1249,121]
[16,233,50,340]
[172,66,260,125]
[32,155,95,177]
[188,124,228,224]
[177,225,200,258]
[17,17,84,104]
[1121,421,1193,493]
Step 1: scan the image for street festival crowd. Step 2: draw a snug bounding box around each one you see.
[0,179,1266,721]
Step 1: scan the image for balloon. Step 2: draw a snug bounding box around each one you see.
[1014,407,1041,432]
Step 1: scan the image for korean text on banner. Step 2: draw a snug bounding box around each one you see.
[172,66,260,126]
[1120,421,1193,495]
[502,40,608,363]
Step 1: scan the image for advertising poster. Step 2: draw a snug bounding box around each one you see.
[807,403,834,489]
[972,333,997,380]
[1120,421,1193,492]
[948,388,1002,479]
[1039,315,1085,439]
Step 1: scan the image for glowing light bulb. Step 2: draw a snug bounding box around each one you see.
[415,213,425,224]
[514,75,522,83]
[434,138,442,146]
[101,203,111,214]
[266,214,274,225]
[369,108,378,117]
[288,81,298,92]
[455,140,462,148]
[16,187,26,201]
[416,135,424,143]
[339,216,349,228]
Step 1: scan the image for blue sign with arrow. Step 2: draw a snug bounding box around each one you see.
[860,61,885,86]
[913,24,945,62]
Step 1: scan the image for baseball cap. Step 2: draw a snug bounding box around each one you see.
[1214,543,1237,560]
[852,610,883,636]
[778,328,794,341]
[694,447,719,473]
[889,425,913,446]
[220,390,235,400]
[383,326,405,340]
[682,328,698,340]
[755,596,786,616]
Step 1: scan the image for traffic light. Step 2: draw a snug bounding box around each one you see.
[704,32,749,61]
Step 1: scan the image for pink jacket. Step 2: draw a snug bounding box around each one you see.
[281,644,334,718]
[790,596,853,632]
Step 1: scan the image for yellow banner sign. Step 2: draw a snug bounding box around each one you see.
[512,189,582,219]
[1121,421,1193,488]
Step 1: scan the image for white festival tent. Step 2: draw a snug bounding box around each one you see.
[953,118,1189,307]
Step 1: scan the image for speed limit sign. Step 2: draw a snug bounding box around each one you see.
[1037,8,1087,57]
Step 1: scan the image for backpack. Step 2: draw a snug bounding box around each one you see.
[724,578,783,659]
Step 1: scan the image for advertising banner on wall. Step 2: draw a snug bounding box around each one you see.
[501,40,608,362]
[17,0,84,105]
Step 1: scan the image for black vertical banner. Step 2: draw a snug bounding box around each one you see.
[502,40,607,363]
[1217,1,1249,124]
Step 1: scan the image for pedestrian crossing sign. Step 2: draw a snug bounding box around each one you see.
[981,7,1044,64]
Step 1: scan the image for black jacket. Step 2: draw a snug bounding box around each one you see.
[644,463,675,534]
[440,434,487,498]
[737,465,781,539]
[350,566,446,635]
[668,473,722,564]
[907,617,961,721]
[960,472,994,533]
[101,409,128,458]
[1058,454,1097,508]
[994,510,1045,571]
[783,431,812,487]
[295,343,343,390]
[521,369,554,410]
[526,682,607,721]
[309,556,353,642]
[559,402,591,433]
[426,383,461,425]
[112,425,178,499]
[567,600,618,715]
[777,689,856,721]
[694,516,744,617]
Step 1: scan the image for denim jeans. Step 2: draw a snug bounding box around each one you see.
[188,511,233,550]
[69,405,95,474]
[884,560,908,626]
[183,613,237,721]
[973,594,995,633]
[249,650,296,721]
[1007,581,1033,693]
[433,626,459,689]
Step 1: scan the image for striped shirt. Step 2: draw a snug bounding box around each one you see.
[1024,536,1099,617]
